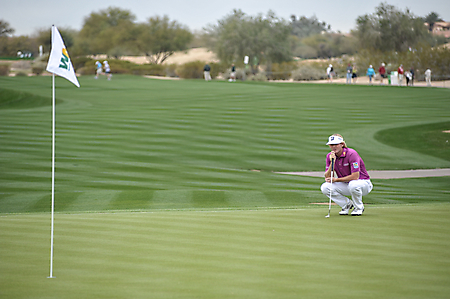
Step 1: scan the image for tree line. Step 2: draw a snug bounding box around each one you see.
[0,4,448,68]
[1,8,194,65]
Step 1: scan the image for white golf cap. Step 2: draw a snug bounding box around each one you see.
[326,135,344,145]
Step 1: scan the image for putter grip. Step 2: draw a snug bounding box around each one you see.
[331,157,335,172]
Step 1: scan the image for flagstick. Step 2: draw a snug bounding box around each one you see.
[48,73,55,278]
[46,25,80,278]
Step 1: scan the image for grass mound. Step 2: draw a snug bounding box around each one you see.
[374,121,450,162]
[0,88,58,109]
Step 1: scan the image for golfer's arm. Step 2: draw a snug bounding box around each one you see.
[324,167,332,178]
[334,172,359,182]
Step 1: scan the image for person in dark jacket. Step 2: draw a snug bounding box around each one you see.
[229,64,236,82]
[203,64,211,81]
[378,63,386,85]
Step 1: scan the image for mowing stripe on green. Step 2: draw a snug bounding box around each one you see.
[1,204,449,299]
[1,76,450,213]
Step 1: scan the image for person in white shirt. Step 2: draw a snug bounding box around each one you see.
[327,64,333,83]
[425,69,432,87]
[103,61,111,80]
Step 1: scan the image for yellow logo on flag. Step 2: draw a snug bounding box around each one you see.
[59,48,71,70]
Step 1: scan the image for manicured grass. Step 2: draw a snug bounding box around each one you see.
[1,204,450,299]
[375,121,450,161]
[0,88,60,109]
[0,75,449,213]
[0,75,449,298]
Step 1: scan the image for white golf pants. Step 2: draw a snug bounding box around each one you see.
[321,180,373,210]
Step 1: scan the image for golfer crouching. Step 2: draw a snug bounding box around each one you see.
[321,134,373,216]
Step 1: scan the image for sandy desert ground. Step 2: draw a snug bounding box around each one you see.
[120,47,219,65]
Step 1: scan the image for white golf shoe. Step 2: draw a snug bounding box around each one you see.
[351,208,364,216]
[339,201,354,215]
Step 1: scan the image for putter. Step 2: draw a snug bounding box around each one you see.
[325,157,335,218]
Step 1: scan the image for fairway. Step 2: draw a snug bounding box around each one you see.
[1,75,450,298]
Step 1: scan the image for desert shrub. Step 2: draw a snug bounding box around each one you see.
[176,61,204,79]
[31,66,45,75]
[244,67,254,77]
[209,62,228,78]
[0,64,10,76]
[269,62,298,80]
[31,61,46,75]
[77,66,94,76]
[129,64,164,76]
[108,65,129,74]
[146,64,165,76]
[223,70,232,80]
[72,57,94,70]
[235,69,247,80]
[291,65,326,81]
[293,44,319,59]
[248,72,267,81]
[164,64,178,77]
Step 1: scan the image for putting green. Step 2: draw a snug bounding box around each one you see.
[1,204,449,299]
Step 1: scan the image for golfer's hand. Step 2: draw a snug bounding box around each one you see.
[329,151,336,161]
[325,177,334,183]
